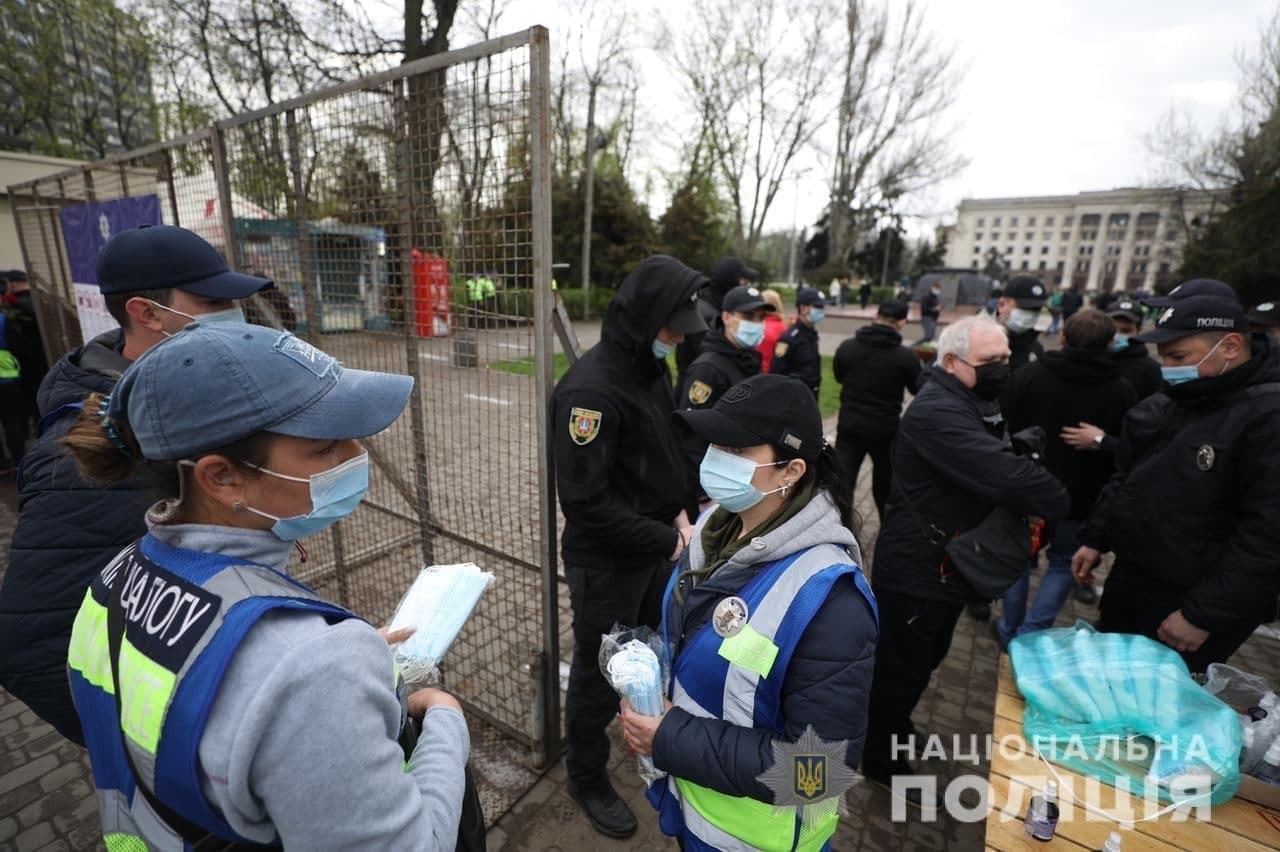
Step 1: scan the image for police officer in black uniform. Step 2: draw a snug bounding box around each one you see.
[771,288,824,396]
[551,255,707,839]
[1108,298,1163,400]
[675,285,774,491]
[674,257,758,386]
[997,275,1048,371]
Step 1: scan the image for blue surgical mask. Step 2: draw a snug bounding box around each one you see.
[733,319,765,348]
[699,445,788,512]
[652,338,675,359]
[1110,334,1129,352]
[809,308,826,324]
[1005,308,1039,334]
[151,300,246,326]
[1161,336,1227,386]
[246,451,369,540]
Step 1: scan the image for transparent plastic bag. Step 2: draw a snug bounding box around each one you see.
[1010,621,1241,805]
[599,624,669,785]
[1203,663,1278,775]
[386,563,494,689]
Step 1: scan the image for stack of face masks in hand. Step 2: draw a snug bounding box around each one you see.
[387,563,494,688]
[601,631,667,784]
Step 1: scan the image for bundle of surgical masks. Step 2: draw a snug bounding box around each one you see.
[600,625,668,784]
[387,563,494,688]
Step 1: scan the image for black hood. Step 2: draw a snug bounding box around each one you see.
[36,328,130,414]
[602,255,707,363]
[854,323,903,349]
[1039,348,1126,387]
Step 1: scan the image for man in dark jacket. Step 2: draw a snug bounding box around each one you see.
[3,269,47,438]
[914,281,941,344]
[1061,286,1084,321]
[0,226,272,744]
[833,299,922,518]
[675,256,757,383]
[995,309,1136,646]
[998,275,1048,371]
[1108,298,1162,400]
[1073,287,1280,672]
[770,287,824,395]
[552,255,706,838]
[862,314,1068,789]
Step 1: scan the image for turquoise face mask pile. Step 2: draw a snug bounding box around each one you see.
[387,563,495,687]
[601,630,667,783]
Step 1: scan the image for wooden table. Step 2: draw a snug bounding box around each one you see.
[986,654,1280,850]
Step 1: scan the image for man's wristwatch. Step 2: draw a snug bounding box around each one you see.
[1091,433,1105,449]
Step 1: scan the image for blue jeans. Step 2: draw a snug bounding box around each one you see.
[998,520,1080,643]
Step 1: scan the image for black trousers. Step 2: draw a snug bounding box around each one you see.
[861,588,964,776]
[836,428,894,519]
[1099,563,1258,674]
[564,559,669,788]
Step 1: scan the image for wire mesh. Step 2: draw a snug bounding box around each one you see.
[8,30,558,818]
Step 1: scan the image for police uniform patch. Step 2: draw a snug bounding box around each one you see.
[688,380,713,405]
[1197,444,1215,471]
[774,341,789,357]
[712,596,749,638]
[568,407,602,445]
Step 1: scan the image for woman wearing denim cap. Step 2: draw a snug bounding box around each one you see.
[623,373,879,851]
[61,323,476,850]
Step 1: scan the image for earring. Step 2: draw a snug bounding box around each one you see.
[781,482,791,497]
[232,500,245,512]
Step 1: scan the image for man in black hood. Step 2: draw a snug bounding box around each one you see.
[674,255,757,383]
[552,255,707,839]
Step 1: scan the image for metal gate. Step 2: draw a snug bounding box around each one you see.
[9,27,560,820]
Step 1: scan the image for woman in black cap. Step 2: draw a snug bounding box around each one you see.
[621,373,878,851]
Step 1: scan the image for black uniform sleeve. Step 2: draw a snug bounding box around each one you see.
[677,361,730,498]
[554,389,679,559]
[652,578,877,801]
[770,331,794,378]
[796,332,821,395]
[902,349,924,394]
[832,339,854,386]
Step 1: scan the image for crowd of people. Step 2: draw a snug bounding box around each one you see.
[1,230,1279,849]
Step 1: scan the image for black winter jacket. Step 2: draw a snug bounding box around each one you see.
[1081,341,1280,633]
[920,291,940,319]
[1112,339,1163,400]
[1003,349,1137,520]
[1008,328,1045,372]
[0,330,148,744]
[675,329,762,485]
[553,256,703,571]
[833,323,922,436]
[873,369,1070,603]
[770,319,821,395]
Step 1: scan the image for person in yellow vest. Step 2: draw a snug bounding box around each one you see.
[62,322,480,849]
[622,374,879,851]
[0,305,23,471]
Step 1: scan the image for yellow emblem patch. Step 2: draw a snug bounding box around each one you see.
[688,380,713,405]
[774,342,789,357]
[569,407,602,445]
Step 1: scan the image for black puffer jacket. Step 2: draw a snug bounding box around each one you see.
[1081,340,1280,633]
[1008,328,1045,372]
[0,329,148,744]
[833,323,922,436]
[553,256,705,571]
[873,368,1070,603]
[1003,349,1137,520]
[1112,339,1163,400]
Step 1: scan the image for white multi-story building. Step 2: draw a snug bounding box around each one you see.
[943,188,1222,293]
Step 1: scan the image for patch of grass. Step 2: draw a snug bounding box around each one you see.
[818,355,839,420]
[489,352,572,379]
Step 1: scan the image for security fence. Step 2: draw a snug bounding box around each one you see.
[10,28,560,820]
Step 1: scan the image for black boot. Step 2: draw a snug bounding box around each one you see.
[568,779,638,839]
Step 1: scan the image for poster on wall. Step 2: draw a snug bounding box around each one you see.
[59,196,161,341]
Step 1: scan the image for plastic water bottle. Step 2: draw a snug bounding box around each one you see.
[1101,830,1123,852]
[1025,780,1060,841]
[1255,738,1280,785]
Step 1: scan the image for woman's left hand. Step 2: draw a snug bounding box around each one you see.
[620,698,671,757]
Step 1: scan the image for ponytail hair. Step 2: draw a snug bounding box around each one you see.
[791,441,862,548]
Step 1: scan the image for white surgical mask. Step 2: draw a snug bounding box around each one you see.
[151,299,246,335]
[1005,308,1039,334]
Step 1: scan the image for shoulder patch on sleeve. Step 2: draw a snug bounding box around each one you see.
[774,341,789,357]
[688,380,713,405]
[568,407,602,445]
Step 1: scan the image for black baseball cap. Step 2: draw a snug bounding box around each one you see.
[878,299,909,320]
[721,285,774,315]
[96,225,273,298]
[710,257,759,287]
[1004,275,1048,309]
[797,288,826,308]
[1144,278,1236,308]
[666,294,709,335]
[676,373,823,462]
[5,269,27,282]
[1109,299,1143,323]
[1136,294,1250,343]
[1248,301,1279,328]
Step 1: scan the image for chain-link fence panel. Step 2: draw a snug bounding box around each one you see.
[9,27,558,824]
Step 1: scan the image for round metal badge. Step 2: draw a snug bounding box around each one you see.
[1197,444,1215,472]
[712,596,749,638]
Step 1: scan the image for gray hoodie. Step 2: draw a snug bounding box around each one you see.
[147,524,468,850]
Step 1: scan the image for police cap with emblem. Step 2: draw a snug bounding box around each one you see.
[796,288,826,308]
[106,322,413,460]
[1249,301,1280,328]
[721,285,776,315]
[676,373,823,462]
[1135,294,1249,344]
[1108,299,1143,324]
[1143,278,1236,308]
[1003,275,1048,309]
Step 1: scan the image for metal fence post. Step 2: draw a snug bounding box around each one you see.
[209,125,241,271]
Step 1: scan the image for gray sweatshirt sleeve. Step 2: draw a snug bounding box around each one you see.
[198,612,470,850]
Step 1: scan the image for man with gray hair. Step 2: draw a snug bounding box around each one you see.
[861,313,1068,795]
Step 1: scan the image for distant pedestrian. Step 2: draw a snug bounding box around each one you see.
[914,282,941,345]
[829,277,841,307]
[3,269,47,435]
[859,279,873,309]
[1061,285,1084,321]
[771,289,824,396]
[757,288,787,372]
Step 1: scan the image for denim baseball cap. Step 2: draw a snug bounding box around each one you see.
[96,225,273,298]
[107,322,413,460]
